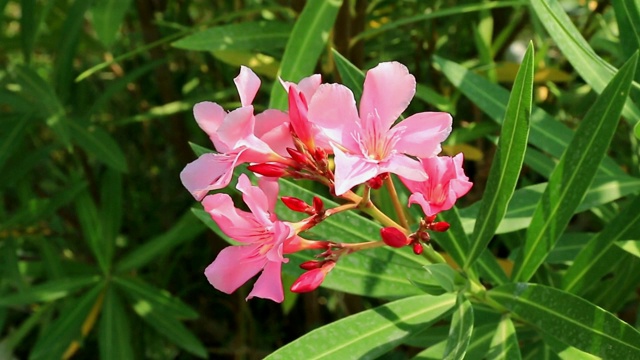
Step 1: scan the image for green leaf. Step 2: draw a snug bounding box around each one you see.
[562,194,640,294]
[486,314,521,360]
[130,298,206,358]
[172,21,291,52]
[487,283,640,359]
[116,211,206,273]
[269,0,343,110]
[20,0,36,63]
[332,48,365,100]
[14,65,64,118]
[443,296,474,360]
[613,0,640,62]
[635,122,640,140]
[541,333,600,360]
[434,55,625,178]
[529,0,640,124]
[75,190,110,273]
[67,120,128,172]
[466,43,533,269]
[265,293,456,360]
[423,263,457,293]
[0,276,99,306]
[617,240,640,259]
[114,276,198,319]
[92,0,133,47]
[29,283,104,360]
[0,114,30,173]
[99,287,134,360]
[100,169,122,257]
[511,53,638,282]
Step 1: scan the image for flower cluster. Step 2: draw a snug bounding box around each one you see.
[181,62,472,302]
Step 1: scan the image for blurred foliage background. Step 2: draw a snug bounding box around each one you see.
[0,0,638,359]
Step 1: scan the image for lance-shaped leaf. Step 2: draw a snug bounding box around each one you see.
[269,0,342,109]
[92,0,133,47]
[99,287,134,360]
[511,52,638,282]
[562,194,640,294]
[530,0,640,123]
[465,43,533,269]
[0,276,99,306]
[265,293,456,360]
[486,314,521,360]
[487,283,640,359]
[443,295,474,360]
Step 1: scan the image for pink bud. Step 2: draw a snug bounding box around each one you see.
[247,163,287,177]
[286,147,309,166]
[412,242,423,255]
[290,262,336,293]
[380,227,409,248]
[281,196,312,213]
[299,260,323,270]
[432,221,450,232]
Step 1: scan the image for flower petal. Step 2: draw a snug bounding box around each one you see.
[234,66,261,107]
[236,174,272,226]
[254,109,292,157]
[297,74,321,101]
[380,153,427,182]
[193,101,228,152]
[258,176,280,216]
[392,112,452,158]
[180,152,240,200]
[360,62,416,130]
[247,260,284,302]
[204,245,266,294]
[202,192,260,241]
[308,83,360,147]
[332,145,379,195]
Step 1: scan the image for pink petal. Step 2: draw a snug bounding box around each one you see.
[236,174,272,226]
[234,66,261,107]
[247,260,284,302]
[258,176,280,216]
[297,74,321,101]
[253,109,293,157]
[392,112,452,158]
[204,245,266,294]
[360,62,416,130]
[180,152,240,200]
[308,83,361,146]
[380,153,427,182]
[193,102,228,152]
[202,193,261,241]
[407,192,436,217]
[332,145,379,195]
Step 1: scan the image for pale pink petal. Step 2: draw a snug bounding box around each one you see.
[360,62,416,130]
[308,83,361,146]
[297,74,322,101]
[202,193,262,241]
[380,153,427,182]
[254,109,293,157]
[180,152,240,200]
[332,145,379,195]
[234,66,261,107]
[193,101,228,152]
[247,260,284,302]
[392,112,452,158]
[407,192,436,217]
[257,176,280,217]
[450,154,473,195]
[236,174,272,226]
[204,245,266,294]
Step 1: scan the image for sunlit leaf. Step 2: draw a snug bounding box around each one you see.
[443,296,474,360]
[172,21,291,52]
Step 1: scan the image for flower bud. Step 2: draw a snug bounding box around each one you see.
[367,173,389,189]
[412,242,424,255]
[312,196,324,213]
[247,163,288,177]
[290,261,336,293]
[425,215,437,223]
[432,221,450,232]
[286,147,309,166]
[380,227,409,248]
[281,196,312,213]
[299,260,323,270]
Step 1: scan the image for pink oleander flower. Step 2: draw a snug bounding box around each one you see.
[307,62,453,195]
[180,67,293,200]
[202,174,303,302]
[401,153,473,216]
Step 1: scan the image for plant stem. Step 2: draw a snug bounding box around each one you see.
[384,176,409,230]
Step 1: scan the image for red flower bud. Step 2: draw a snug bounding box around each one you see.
[380,227,409,248]
[290,261,336,293]
[412,242,424,255]
[367,173,389,189]
[286,147,309,166]
[425,215,437,223]
[432,221,450,232]
[281,196,312,213]
[299,260,323,270]
[312,196,324,213]
[247,163,288,177]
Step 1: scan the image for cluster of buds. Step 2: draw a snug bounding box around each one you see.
[181,62,472,302]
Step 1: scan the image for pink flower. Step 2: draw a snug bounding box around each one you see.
[401,153,473,216]
[307,62,452,195]
[180,67,292,200]
[202,174,301,302]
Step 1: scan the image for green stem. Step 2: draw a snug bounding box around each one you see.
[384,176,409,230]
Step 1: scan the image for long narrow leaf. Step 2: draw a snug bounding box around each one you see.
[92,0,133,47]
[466,43,533,269]
[486,314,521,360]
[265,293,456,360]
[443,296,474,360]
[487,283,640,358]
[99,287,134,360]
[529,0,640,123]
[114,276,198,319]
[172,21,291,52]
[511,53,638,281]
[562,194,640,294]
[0,276,99,306]
[269,0,343,109]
